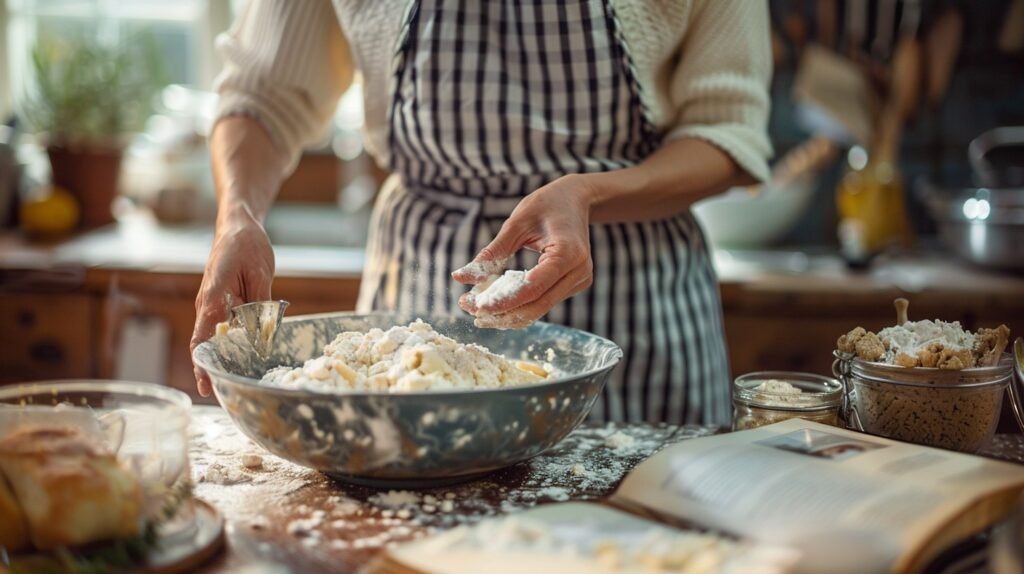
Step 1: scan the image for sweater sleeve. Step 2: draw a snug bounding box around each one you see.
[213,0,354,174]
[663,0,773,182]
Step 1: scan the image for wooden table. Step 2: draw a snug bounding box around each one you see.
[187,406,1024,574]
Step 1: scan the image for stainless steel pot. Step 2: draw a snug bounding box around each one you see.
[921,127,1024,271]
[921,185,1024,270]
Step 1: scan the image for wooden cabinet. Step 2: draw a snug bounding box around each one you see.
[88,271,361,401]
[0,293,95,383]
[722,291,1024,377]
[0,269,361,402]
[720,289,1024,433]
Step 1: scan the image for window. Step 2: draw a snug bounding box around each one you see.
[1,0,235,118]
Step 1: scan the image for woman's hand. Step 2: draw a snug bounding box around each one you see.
[190,209,275,396]
[452,175,595,329]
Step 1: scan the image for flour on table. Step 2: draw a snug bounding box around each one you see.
[370,490,422,508]
[202,461,250,485]
[287,510,327,537]
[239,453,264,469]
[260,320,549,392]
[604,431,636,451]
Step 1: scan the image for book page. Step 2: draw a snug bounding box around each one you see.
[386,502,797,574]
[612,420,1024,573]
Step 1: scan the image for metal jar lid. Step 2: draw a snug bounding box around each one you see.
[837,352,1013,389]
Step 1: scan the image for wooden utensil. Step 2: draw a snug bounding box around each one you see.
[1000,0,1024,54]
[872,0,898,60]
[783,11,810,56]
[925,6,963,107]
[845,0,868,61]
[894,298,909,326]
[874,35,922,164]
[817,0,837,49]
[793,44,877,146]
[835,32,920,263]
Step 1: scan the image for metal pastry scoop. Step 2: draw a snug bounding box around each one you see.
[230,300,290,359]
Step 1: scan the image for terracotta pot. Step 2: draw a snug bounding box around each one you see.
[46,144,123,229]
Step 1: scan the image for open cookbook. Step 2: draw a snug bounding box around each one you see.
[370,419,1024,574]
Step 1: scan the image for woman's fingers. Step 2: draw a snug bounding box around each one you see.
[190,222,275,397]
[191,288,234,397]
[472,241,590,316]
[451,256,509,284]
[451,218,525,284]
[473,263,592,329]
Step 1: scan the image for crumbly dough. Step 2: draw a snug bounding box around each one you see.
[837,327,885,362]
[261,320,548,392]
[837,321,1010,369]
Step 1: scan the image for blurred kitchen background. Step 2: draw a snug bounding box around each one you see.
[0,1,1022,426]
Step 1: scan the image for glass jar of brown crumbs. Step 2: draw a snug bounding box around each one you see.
[833,352,1018,453]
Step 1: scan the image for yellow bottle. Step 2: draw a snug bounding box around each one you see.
[836,146,911,264]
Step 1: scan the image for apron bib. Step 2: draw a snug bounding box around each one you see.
[358,0,731,425]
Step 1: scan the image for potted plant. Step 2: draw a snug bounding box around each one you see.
[22,35,165,229]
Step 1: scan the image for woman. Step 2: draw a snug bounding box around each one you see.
[191,0,772,425]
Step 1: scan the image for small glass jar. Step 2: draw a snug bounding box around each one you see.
[732,371,844,431]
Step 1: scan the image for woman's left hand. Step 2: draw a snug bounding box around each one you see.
[452,174,595,328]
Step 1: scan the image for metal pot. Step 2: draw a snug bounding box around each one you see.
[920,127,1024,271]
[921,185,1024,270]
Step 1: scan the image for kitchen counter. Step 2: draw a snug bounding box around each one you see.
[3,213,1022,290]
[0,210,365,278]
[190,407,708,573]
[2,214,1023,406]
[187,407,1023,573]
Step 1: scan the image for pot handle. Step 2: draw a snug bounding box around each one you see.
[1010,338,1024,433]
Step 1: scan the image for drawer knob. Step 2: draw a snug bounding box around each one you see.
[29,340,65,365]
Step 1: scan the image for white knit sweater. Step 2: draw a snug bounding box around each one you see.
[215,0,773,181]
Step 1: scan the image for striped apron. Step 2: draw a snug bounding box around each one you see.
[356,0,731,425]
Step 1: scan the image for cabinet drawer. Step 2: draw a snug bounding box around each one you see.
[0,293,94,383]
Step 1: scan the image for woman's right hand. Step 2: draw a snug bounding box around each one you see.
[190,209,275,397]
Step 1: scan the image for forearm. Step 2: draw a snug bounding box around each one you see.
[210,116,288,229]
[581,137,756,224]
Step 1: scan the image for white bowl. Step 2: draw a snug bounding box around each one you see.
[693,175,817,248]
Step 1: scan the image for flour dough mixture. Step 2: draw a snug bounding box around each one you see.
[261,320,549,392]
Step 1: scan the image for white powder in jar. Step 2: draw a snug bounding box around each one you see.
[751,380,804,406]
[734,379,841,431]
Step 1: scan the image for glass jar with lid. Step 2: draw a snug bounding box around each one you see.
[732,371,844,431]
